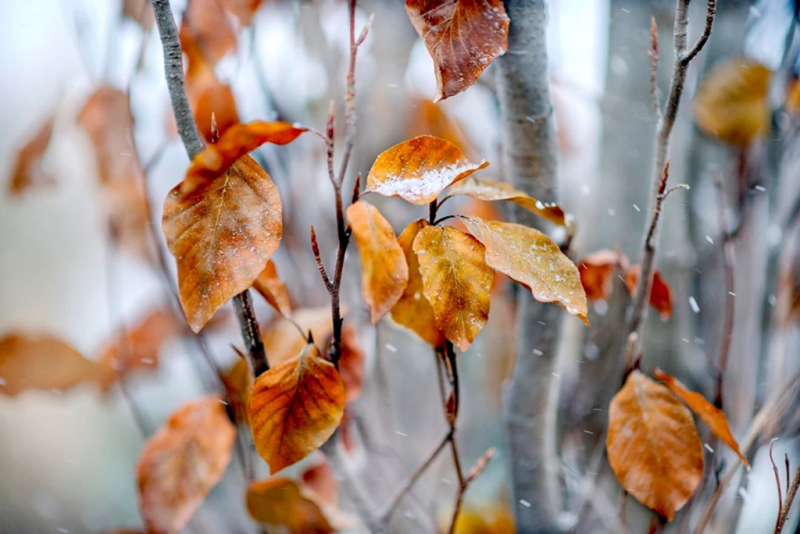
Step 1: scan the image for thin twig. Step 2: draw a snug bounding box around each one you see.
[776,460,800,533]
[714,176,735,409]
[648,17,662,121]
[681,0,717,65]
[310,225,333,292]
[771,439,784,532]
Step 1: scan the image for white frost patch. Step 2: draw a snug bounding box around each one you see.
[371,162,480,202]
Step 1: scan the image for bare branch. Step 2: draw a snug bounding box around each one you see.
[771,439,784,532]
[310,225,333,293]
[649,17,662,120]
[681,0,717,65]
[776,460,800,532]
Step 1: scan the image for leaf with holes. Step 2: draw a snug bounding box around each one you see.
[246,477,334,532]
[252,260,293,316]
[607,371,704,521]
[462,218,588,324]
[625,264,673,320]
[137,397,236,534]
[405,0,510,102]
[413,225,493,351]
[346,201,409,323]
[8,114,55,195]
[249,344,345,473]
[163,154,282,332]
[366,136,488,205]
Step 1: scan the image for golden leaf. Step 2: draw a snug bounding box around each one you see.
[262,306,338,367]
[220,356,253,425]
[218,0,264,26]
[246,477,334,532]
[252,260,293,316]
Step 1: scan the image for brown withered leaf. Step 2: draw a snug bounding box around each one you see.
[462,218,588,324]
[578,249,628,301]
[190,79,240,144]
[104,174,153,262]
[123,0,154,29]
[187,121,307,180]
[607,371,704,521]
[694,58,772,146]
[301,460,339,506]
[97,308,182,390]
[246,477,334,533]
[346,201,409,323]
[180,0,236,67]
[162,154,282,333]
[8,114,55,195]
[405,0,510,102]
[219,0,263,26]
[652,368,749,468]
[390,220,445,348]
[249,344,345,473]
[448,176,567,226]
[137,397,236,534]
[0,333,102,397]
[220,355,253,424]
[625,264,673,320]
[262,306,338,367]
[252,260,293,316]
[413,225,493,351]
[338,323,365,404]
[366,135,488,205]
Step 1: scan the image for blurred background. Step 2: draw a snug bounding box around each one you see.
[1,0,799,532]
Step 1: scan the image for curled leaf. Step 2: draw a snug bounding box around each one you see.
[652,368,749,468]
[462,218,588,324]
[578,249,628,302]
[405,0,510,102]
[249,344,345,473]
[246,477,334,532]
[607,371,703,521]
[252,260,293,316]
[8,114,55,195]
[390,220,445,347]
[625,264,673,320]
[346,201,409,322]
[163,155,282,332]
[137,397,236,534]
[448,176,566,226]
[366,136,488,205]
[413,225,493,351]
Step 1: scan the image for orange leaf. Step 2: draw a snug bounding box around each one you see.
[652,368,749,468]
[694,58,771,146]
[405,0,510,102]
[366,136,488,205]
[220,355,253,425]
[625,264,673,320]
[786,77,800,117]
[249,344,345,473]
[390,220,445,347]
[462,218,588,324]
[346,201,409,323]
[246,477,334,532]
[338,323,365,404]
[262,306,338,367]
[578,249,628,301]
[123,0,154,29]
[406,98,472,154]
[0,333,102,397]
[448,176,567,226]
[190,79,240,144]
[8,114,56,196]
[187,121,307,180]
[163,154,282,332]
[301,460,339,506]
[103,173,154,262]
[218,0,264,26]
[252,260,293,316]
[137,397,236,534]
[607,371,703,521]
[413,225,493,351]
[179,0,236,67]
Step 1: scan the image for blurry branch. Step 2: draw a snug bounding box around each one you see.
[149,0,268,376]
[627,0,716,340]
[648,17,661,121]
[770,440,784,531]
[714,176,736,409]
[775,457,800,533]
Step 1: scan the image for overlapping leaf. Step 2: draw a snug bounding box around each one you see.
[652,368,749,467]
[246,477,334,533]
[346,201,409,322]
[262,306,338,367]
[8,114,55,195]
[607,371,704,521]
[390,220,445,347]
[366,136,488,205]
[448,176,567,226]
[405,0,510,102]
[301,460,339,506]
[413,225,493,350]
[252,260,293,316]
[163,154,282,332]
[625,264,673,320]
[462,218,588,324]
[249,344,345,473]
[137,397,236,534]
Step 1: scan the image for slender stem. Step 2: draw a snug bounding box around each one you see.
[770,440,784,532]
[149,0,268,376]
[775,461,800,533]
[714,177,735,409]
[648,17,662,121]
[429,200,438,225]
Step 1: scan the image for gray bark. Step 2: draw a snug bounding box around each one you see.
[495,1,563,531]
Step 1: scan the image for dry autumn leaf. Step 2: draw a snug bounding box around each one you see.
[187,121,307,180]
[262,306,339,367]
[578,249,629,301]
[406,98,471,153]
[220,353,254,424]
[625,264,673,320]
[252,260,293,316]
[448,176,567,226]
[413,225,493,351]
[607,371,704,521]
[8,114,55,195]
[137,397,236,534]
[346,201,409,323]
[249,344,345,473]
[462,218,588,324]
[180,0,236,67]
[190,79,240,144]
[162,154,282,332]
[405,0,510,102]
[652,368,749,468]
[301,460,339,506]
[390,220,445,347]
[366,136,488,205]
[246,477,334,533]
[694,57,772,146]
[219,0,264,26]
[0,333,102,397]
